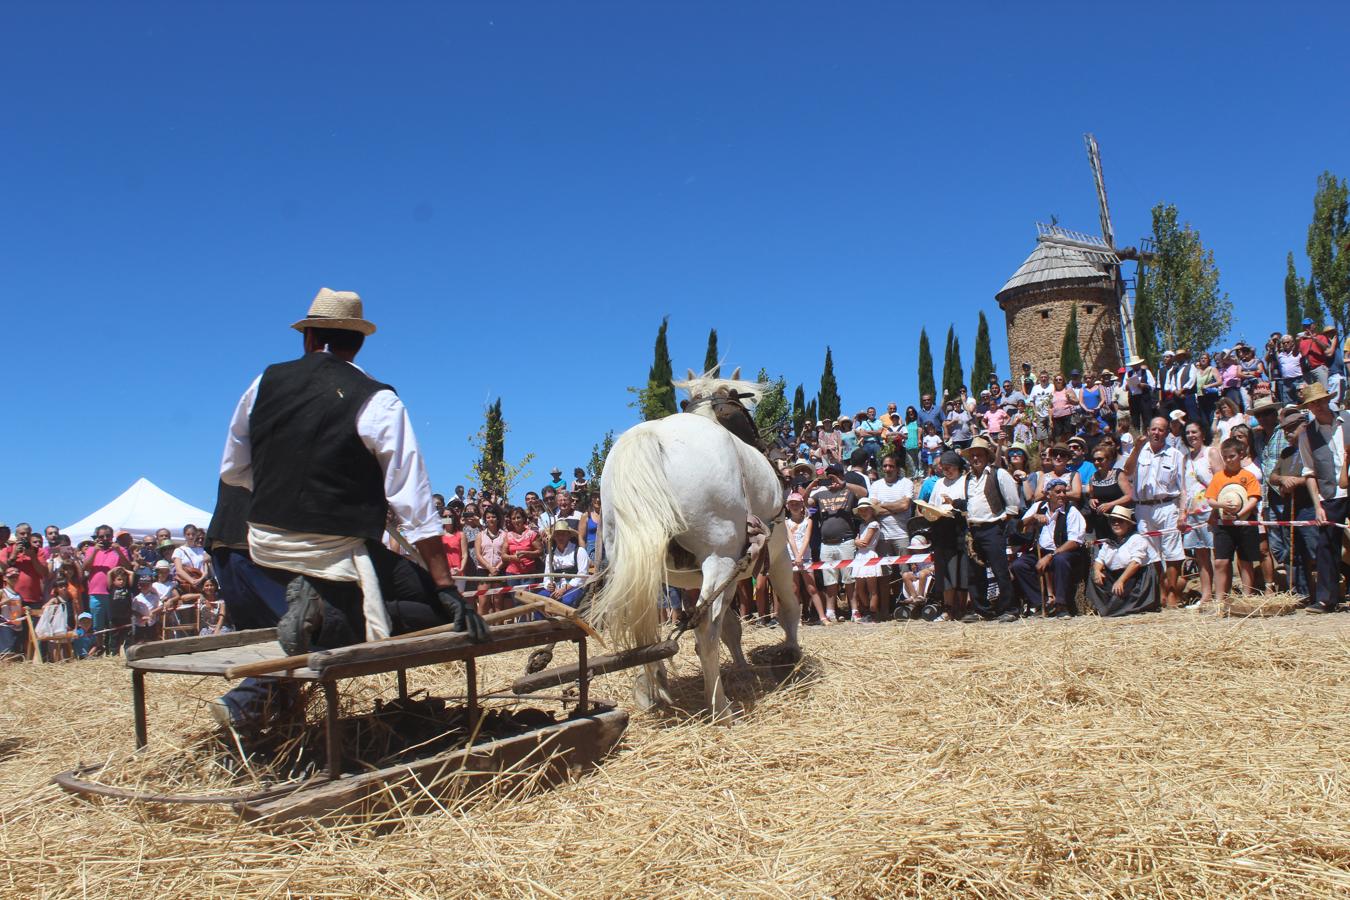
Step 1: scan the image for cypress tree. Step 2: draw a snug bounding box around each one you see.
[1286,252,1305,334]
[640,317,677,420]
[1060,305,1084,377]
[791,383,805,434]
[1307,171,1350,332]
[941,326,956,400]
[949,335,965,399]
[702,328,720,377]
[818,347,841,421]
[805,398,818,430]
[971,311,994,391]
[917,328,936,399]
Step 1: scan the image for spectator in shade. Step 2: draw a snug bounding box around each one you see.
[1013,478,1087,617]
[1087,507,1159,616]
[1296,382,1347,613]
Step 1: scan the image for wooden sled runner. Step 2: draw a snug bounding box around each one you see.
[53,617,628,825]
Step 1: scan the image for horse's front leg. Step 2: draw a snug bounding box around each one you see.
[696,555,740,721]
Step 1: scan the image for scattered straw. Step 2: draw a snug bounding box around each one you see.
[1,603,1349,897]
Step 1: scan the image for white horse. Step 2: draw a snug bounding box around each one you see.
[591,370,801,720]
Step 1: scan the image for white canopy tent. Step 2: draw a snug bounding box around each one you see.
[64,478,213,543]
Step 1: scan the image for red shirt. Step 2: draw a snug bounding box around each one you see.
[1299,333,1331,369]
[0,545,45,605]
[441,533,464,572]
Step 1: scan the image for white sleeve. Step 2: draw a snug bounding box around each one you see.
[1127,534,1150,566]
[570,547,591,587]
[356,390,441,543]
[1299,431,1314,478]
[219,375,262,490]
[1066,508,1087,545]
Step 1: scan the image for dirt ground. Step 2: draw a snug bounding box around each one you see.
[2,609,1349,898]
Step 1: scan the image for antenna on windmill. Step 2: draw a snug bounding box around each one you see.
[1084,133,1135,361]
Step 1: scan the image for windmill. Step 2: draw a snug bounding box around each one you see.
[1084,133,1153,362]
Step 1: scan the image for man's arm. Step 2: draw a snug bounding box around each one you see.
[1122,435,1144,478]
[220,376,262,489]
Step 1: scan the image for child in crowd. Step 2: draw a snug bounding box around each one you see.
[1206,437,1262,610]
[785,492,830,623]
[851,498,884,622]
[920,423,943,468]
[131,571,164,644]
[104,568,134,656]
[72,612,96,658]
[0,568,24,661]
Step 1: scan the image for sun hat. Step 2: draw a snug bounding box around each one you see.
[154,559,171,570]
[1324,324,1339,334]
[1162,350,1174,358]
[1067,435,1087,447]
[786,492,806,505]
[550,520,577,538]
[1280,408,1306,428]
[912,499,952,522]
[1168,409,1186,422]
[791,458,813,474]
[1300,382,1333,407]
[157,539,175,551]
[908,534,931,551]
[291,287,376,335]
[855,497,885,515]
[1126,355,1144,367]
[1216,483,1248,515]
[1106,506,1136,524]
[960,436,995,460]
[550,467,562,475]
[836,415,852,425]
[1249,396,1279,416]
[77,612,92,621]
[1007,443,1029,457]
[1048,443,1073,457]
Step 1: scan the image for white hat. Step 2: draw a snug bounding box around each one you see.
[1216,483,1248,514]
[291,288,377,335]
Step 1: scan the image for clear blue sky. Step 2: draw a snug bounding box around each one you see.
[5,2,1347,527]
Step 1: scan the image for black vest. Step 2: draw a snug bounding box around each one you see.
[247,353,393,541]
[206,480,252,551]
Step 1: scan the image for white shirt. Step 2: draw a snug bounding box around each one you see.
[172,545,207,572]
[963,467,1021,524]
[1126,367,1156,395]
[1131,443,1185,501]
[543,542,591,589]
[1299,416,1349,500]
[1022,501,1087,553]
[1029,383,1053,418]
[868,476,913,541]
[150,580,175,603]
[132,589,161,626]
[219,354,441,543]
[1095,532,1150,570]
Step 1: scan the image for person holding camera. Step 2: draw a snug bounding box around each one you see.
[81,524,135,639]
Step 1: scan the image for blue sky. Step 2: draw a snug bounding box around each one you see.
[5,2,1348,526]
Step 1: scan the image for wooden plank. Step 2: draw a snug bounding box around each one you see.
[129,644,320,680]
[237,707,628,824]
[125,628,277,663]
[312,619,584,680]
[511,639,680,694]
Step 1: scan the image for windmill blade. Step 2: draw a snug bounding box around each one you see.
[1084,133,1116,250]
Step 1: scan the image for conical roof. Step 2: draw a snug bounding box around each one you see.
[996,228,1116,305]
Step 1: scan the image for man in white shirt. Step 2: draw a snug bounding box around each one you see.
[1295,382,1350,612]
[1124,356,1157,431]
[955,437,1022,622]
[1123,416,1186,608]
[220,288,488,656]
[1029,372,1054,439]
[1011,478,1086,616]
[868,452,913,604]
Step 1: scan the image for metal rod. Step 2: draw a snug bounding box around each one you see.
[132,669,147,749]
[575,638,589,715]
[465,657,479,734]
[323,680,342,781]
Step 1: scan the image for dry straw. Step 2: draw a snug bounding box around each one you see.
[1,604,1349,897]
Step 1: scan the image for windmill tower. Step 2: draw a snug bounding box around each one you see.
[995,135,1152,377]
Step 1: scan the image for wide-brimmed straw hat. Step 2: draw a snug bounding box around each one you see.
[960,436,995,460]
[1126,355,1145,367]
[1216,483,1248,514]
[1106,506,1135,524]
[1249,396,1279,416]
[291,288,377,335]
[1300,382,1333,407]
[855,497,885,516]
[912,499,952,522]
[549,520,577,538]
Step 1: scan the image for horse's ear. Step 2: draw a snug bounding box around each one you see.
[731,366,741,380]
[686,369,696,381]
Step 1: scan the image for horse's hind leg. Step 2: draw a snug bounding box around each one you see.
[720,599,748,670]
[767,526,802,660]
[697,555,740,721]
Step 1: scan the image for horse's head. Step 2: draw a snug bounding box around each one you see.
[674,367,765,419]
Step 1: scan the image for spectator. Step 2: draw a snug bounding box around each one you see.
[836,415,858,460]
[1085,439,1133,541]
[1033,443,1083,506]
[784,493,829,623]
[851,498,886,622]
[1124,417,1187,609]
[1181,421,1216,608]
[1124,356,1156,431]
[1269,406,1318,598]
[1195,352,1219,433]
[172,528,208,594]
[1,568,24,660]
[1207,437,1262,609]
[472,507,506,612]
[1298,318,1332,389]
[1273,335,1303,405]
[810,464,859,623]
[944,400,973,450]
[502,507,542,586]
[1087,507,1158,616]
[1013,477,1087,617]
[1050,374,1078,440]
[441,511,466,590]
[1295,382,1347,613]
[542,521,589,608]
[1213,397,1245,444]
[570,466,589,499]
[915,393,943,435]
[546,468,567,492]
[817,417,841,466]
[856,408,883,465]
[82,525,134,643]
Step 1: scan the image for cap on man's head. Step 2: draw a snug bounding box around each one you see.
[154,560,171,570]
[1069,369,1081,377]
[77,612,92,621]
[550,467,562,475]
[1303,317,1314,326]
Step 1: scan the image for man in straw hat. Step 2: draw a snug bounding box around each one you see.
[1124,354,1156,432]
[1268,405,1318,598]
[221,288,489,664]
[1294,381,1350,613]
[1123,416,1187,608]
[952,437,1021,623]
[1011,477,1086,617]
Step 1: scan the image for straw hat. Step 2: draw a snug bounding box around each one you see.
[960,436,995,460]
[1106,506,1135,524]
[791,458,814,475]
[1216,483,1248,515]
[549,520,578,538]
[291,288,377,335]
[1300,382,1333,407]
[908,533,930,551]
[855,497,885,516]
[1126,355,1144,367]
[1249,396,1279,416]
[912,499,952,522]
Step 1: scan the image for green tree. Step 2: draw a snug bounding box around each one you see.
[1285,252,1306,335]
[1307,172,1350,332]
[791,383,805,434]
[702,328,720,377]
[1132,278,1160,368]
[631,316,677,420]
[971,311,995,390]
[588,430,615,488]
[1134,203,1232,354]
[950,336,964,397]
[940,325,956,399]
[818,347,841,421]
[1059,305,1084,377]
[753,369,790,443]
[469,398,535,498]
[917,328,936,399]
[805,398,818,430]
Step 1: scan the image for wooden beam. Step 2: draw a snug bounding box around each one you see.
[126,628,277,662]
[511,639,679,695]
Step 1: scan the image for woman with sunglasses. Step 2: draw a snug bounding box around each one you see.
[1033,443,1084,507]
[1181,421,1215,608]
[1050,374,1078,440]
[1085,437,1134,541]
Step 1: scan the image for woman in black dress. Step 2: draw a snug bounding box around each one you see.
[1085,437,1134,541]
[926,451,971,618]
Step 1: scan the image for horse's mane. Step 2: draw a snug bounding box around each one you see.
[672,368,766,407]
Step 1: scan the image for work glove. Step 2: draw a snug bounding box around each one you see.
[438,586,491,643]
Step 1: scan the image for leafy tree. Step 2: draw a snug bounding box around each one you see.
[469,398,535,499]
[753,369,790,443]
[1307,172,1350,332]
[818,347,841,422]
[631,316,677,420]
[702,328,720,377]
[1059,305,1084,377]
[1286,251,1314,334]
[971,311,995,390]
[588,430,615,488]
[791,383,805,434]
[1132,277,1160,368]
[917,328,936,399]
[1134,203,1232,354]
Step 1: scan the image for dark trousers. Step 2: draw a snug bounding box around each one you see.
[258,541,452,649]
[1128,393,1153,432]
[1313,497,1346,609]
[1180,390,1200,425]
[1266,502,1318,598]
[968,521,1016,618]
[1011,548,1084,614]
[212,547,287,629]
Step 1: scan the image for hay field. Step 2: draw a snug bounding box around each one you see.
[2,610,1349,898]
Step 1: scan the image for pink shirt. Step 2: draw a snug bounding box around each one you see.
[84,546,130,596]
[1051,388,1076,417]
[983,408,1009,434]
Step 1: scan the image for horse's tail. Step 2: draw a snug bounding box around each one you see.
[590,423,687,650]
